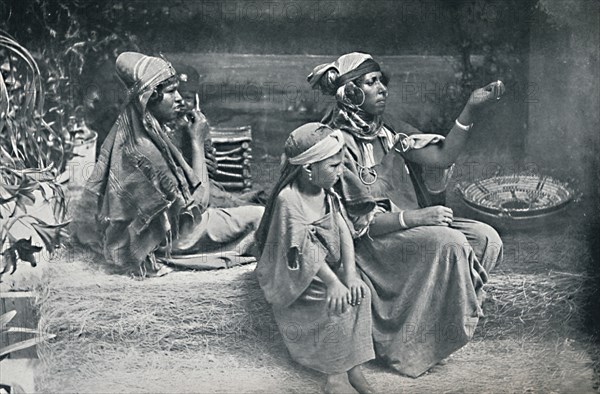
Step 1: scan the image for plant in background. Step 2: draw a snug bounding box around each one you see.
[1,33,69,280]
[1,0,142,142]
[0,33,71,173]
[403,0,528,138]
[0,171,70,278]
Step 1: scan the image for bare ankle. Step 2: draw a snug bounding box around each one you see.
[347,365,375,394]
[324,373,358,394]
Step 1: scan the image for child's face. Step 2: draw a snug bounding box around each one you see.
[309,149,344,189]
[179,90,196,111]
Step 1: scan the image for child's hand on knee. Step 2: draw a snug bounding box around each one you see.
[327,279,351,314]
[344,274,368,306]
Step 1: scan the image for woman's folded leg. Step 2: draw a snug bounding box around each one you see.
[356,225,484,377]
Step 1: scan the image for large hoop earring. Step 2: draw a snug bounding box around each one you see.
[356,87,366,107]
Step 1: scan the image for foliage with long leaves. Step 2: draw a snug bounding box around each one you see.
[0,166,69,279]
[1,1,141,142]
[1,309,55,361]
[1,32,71,172]
[1,33,70,281]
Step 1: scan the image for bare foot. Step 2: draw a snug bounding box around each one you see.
[324,373,359,394]
[348,366,375,394]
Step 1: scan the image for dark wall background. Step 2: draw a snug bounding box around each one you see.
[127,0,531,55]
[2,0,595,205]
[524,0,600,337]
[10,0,529,162]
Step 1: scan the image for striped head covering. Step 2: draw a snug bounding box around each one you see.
[255,122,346,253]
[307,52,379,91]
[285,123,344,165]
[116,52,177,108]
[308,52,384,141]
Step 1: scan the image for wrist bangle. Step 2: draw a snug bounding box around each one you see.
[455,119,473,132]
[398,210,408,229]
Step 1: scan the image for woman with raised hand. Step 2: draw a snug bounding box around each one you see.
[308,52,504,377]
[72,52,264,276]
[255,122,375,394]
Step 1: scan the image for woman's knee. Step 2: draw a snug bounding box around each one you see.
[226,205,265,228]
[247,205,265,228]
[413,226,470,262]
[469,221,502,247]
[474,222,503,258]
[440,228,471,259]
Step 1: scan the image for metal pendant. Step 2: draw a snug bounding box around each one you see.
[359,166,378,185]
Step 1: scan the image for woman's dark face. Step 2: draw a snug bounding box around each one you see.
[148,81,184,124]
[357,71,388,116]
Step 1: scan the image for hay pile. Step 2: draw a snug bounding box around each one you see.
[34,245,597,392]
[35,249,323,392]
[36,252,283,355]
[478,271,592,340]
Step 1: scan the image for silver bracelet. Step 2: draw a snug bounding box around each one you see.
[455,118,473,132]
[398,210,408,229]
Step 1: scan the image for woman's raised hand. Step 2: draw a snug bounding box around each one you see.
[185,94,210,144]
[186,108,210,144]
[467,80,505,109]
[408,205,454,227]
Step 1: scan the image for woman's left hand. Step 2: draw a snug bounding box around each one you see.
[467,81,506,109]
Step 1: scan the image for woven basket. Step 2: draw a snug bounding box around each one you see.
[456,174,576,220]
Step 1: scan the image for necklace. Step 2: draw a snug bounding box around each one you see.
[347,154,377,185]
[348,141,379,185]
[358,165,378,185]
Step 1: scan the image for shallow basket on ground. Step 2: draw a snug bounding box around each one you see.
[456,173,578,229]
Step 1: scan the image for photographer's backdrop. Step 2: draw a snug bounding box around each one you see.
[1,0,597,205]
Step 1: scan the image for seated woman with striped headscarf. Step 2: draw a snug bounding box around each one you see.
[72,52,264,275]
[308,52,505,377]
[255,122,375,394]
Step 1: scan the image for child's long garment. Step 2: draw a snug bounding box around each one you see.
[256,183,374,374]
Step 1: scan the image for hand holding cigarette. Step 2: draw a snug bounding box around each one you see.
[186,93,210,142]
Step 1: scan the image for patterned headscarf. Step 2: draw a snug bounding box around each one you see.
[73,52,204,267]
[116,52,177,107]
[255,123,344,254]
[308,52,384,141]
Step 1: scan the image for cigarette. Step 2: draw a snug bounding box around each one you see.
[195,93,200,111]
